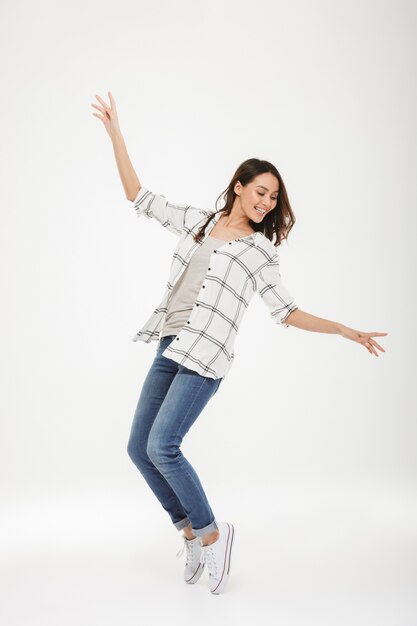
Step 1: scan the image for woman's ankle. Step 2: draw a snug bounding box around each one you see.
[201,529,220,546]
[183,525,196,540]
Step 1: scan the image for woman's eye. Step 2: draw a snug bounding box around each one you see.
[258,192,277,200]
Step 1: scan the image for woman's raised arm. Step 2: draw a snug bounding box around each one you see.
[91,91,141,201]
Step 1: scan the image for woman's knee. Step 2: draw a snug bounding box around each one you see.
[127,435,148,467]
[146,434,171,466]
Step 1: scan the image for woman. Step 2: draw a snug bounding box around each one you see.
[91,91,387,595]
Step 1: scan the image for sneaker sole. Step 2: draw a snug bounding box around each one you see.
[210,522,235,595]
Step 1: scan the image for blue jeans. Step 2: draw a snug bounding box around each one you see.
[127,334,223,537]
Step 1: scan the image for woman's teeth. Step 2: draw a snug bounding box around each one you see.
[254,207,266,215]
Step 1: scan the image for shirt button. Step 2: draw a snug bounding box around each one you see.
[208,267,211,270]
[176,337,179,340]
[196,303,200,306]
[229,242,232,245]
[187,321,190,324]
[202,285,205,288]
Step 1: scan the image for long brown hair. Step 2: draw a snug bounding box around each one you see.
[194,158,296,247]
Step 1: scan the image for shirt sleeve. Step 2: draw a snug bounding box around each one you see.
[255,254,298,328]
[132,187,194,237]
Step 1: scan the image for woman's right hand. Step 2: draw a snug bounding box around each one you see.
[91,91,121,139]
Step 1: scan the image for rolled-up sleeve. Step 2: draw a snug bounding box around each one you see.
[132,187,191,237]
[255,255,298,328]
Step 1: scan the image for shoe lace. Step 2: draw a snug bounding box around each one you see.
[199,544,218,577]
[176,537,196,567]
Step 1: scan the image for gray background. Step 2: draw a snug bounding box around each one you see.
[1,0,416,624]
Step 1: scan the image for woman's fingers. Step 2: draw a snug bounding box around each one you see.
[365,342,378,356]
[108,91,116,108]
[359,331,388,357]
[370,339,385,352]
[364,337,386,357]
[91,103,105,113]
[95,94,110,112]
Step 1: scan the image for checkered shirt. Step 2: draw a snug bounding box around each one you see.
[131,187,298,380]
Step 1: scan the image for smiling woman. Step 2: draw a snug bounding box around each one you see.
[91,90,388,595]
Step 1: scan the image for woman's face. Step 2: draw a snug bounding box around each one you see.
[235,173,279,222]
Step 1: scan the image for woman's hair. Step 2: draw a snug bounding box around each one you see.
[193,158,296,247]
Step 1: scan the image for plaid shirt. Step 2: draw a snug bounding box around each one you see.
[131,187,298,380]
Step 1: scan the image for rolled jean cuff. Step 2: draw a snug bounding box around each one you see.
[191,519,219,537]
[174,516,191,531]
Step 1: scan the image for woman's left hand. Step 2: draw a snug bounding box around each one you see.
[340,326,388,357]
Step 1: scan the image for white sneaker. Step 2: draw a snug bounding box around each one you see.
[199,522,235,594]
[176,535,205,584]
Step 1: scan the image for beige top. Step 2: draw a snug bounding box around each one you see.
[160,235,225,338]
